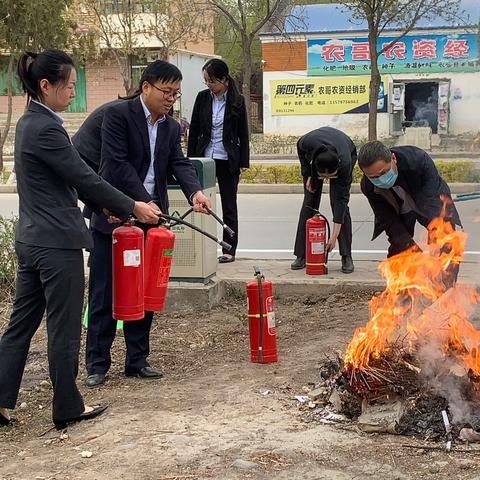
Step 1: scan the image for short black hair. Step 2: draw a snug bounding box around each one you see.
[141,60,182,86]
[312,144,340,175]
[123,60,182,99]
[358,141,392,169]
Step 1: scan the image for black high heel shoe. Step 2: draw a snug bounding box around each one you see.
[0,412,11,426]
[53,404,108,430]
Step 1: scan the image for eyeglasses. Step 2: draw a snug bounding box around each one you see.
[149,83,181,100]
[203,78,225,86]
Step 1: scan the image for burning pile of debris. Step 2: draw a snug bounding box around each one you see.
[303,209,480,446]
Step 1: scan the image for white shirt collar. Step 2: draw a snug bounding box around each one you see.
[210,90,227,102]
[140,95,165,125]
[32,100,64,125]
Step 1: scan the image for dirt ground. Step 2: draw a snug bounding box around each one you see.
[1,290,480,480]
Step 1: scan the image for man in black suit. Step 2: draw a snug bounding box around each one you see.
[359,140,461,257]
[83,60,211,387]
[291,127,357,273]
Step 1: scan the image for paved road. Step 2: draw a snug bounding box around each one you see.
[2,193,479,263]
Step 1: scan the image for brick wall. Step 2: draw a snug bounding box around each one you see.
[0,95,27,114]
[85,61,126,112]
[262,41,307,71]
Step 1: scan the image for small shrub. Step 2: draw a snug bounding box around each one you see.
[240,161,479,184]
[0,216,17,301]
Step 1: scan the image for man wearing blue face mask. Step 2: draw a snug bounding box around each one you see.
[359,140,461,258]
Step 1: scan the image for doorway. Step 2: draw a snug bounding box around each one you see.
[404,82,438,133]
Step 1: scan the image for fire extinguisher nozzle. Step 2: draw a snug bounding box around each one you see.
[224,225,235,237]
[219,241,233,252]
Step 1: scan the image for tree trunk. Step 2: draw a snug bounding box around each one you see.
[241,36,252,136]
[368,31,380,141]
[0,55,15,184]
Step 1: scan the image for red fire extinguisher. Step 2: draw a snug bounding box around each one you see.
[306,211,331,275]
[112,222,145,321]
[112,209,234,321]
[144,226,176,312]
[246,267,278,363]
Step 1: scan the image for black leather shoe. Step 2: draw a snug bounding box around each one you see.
[291,257,306,270]
[125,366,163,379]
[54,405,108,430]
[85,373,106,388]
[341,255,354,274]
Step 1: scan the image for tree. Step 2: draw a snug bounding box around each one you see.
[208,0,293,128]
[83,0,148,95]
[338,0,463,140]
[0,0,72,179]
[147,0,212,60]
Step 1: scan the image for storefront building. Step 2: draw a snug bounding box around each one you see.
[260,2,480,139]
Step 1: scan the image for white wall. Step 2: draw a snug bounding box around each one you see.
[169,51,216,123]
[263,70,480,138]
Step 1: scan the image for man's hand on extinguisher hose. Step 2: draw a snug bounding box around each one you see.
[133,201,161,224]
[326,222,342,252]
[192,191,211,213]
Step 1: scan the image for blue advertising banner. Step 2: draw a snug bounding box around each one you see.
[307,33,480,76]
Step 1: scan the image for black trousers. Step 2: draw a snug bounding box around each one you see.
[86,229,153,376]
[0,243,85,422]
[294,180,352,259]
[215,159,239,256]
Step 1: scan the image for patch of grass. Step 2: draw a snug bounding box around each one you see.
[0,216,17,302]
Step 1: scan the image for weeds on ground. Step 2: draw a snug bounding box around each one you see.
[0,216,17,303]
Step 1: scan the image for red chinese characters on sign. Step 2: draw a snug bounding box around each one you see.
[382,42,406,60]
[351,42,370,61]
[443,39,469,59]
[412,39,437,59]
[322,44,345,62]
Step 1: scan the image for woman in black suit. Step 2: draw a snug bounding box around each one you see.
[187,59,249,263]
[0,49,159,430]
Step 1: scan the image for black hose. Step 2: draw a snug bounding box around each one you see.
[159,213,232,252]
[254,266,264,362]
[167,206,236,238]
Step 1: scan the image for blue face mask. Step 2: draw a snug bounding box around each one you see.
[368,166,398,189]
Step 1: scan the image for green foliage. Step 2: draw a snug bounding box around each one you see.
[0,0,72,53]
[0,216,17,301]
[241,161,480,184]
[435,161,480,183]
[214,13,262,84]
[250,134,398,155]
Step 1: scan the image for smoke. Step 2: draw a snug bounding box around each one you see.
[412,285,480,425]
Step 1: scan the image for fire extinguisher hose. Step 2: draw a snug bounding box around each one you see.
[168,205,235,238]
[254,266,264,362]
[158,213,232,252]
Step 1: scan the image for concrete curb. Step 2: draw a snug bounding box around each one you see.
[161,277,384,312]
[1,183,479,195]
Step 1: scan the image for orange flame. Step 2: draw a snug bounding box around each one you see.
[344,204,480,374]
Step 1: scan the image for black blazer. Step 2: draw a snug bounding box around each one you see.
[14,102,134,250]
[91,96,202,234]
[72,99,122,172]
[187,89,250,173]
[297,127,357,225]
[361,145,461,248]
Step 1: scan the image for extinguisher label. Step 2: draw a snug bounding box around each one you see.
[123,249,141,267]
[308,228,325,242]
[311,242,325,255]
[265,296,275,335]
